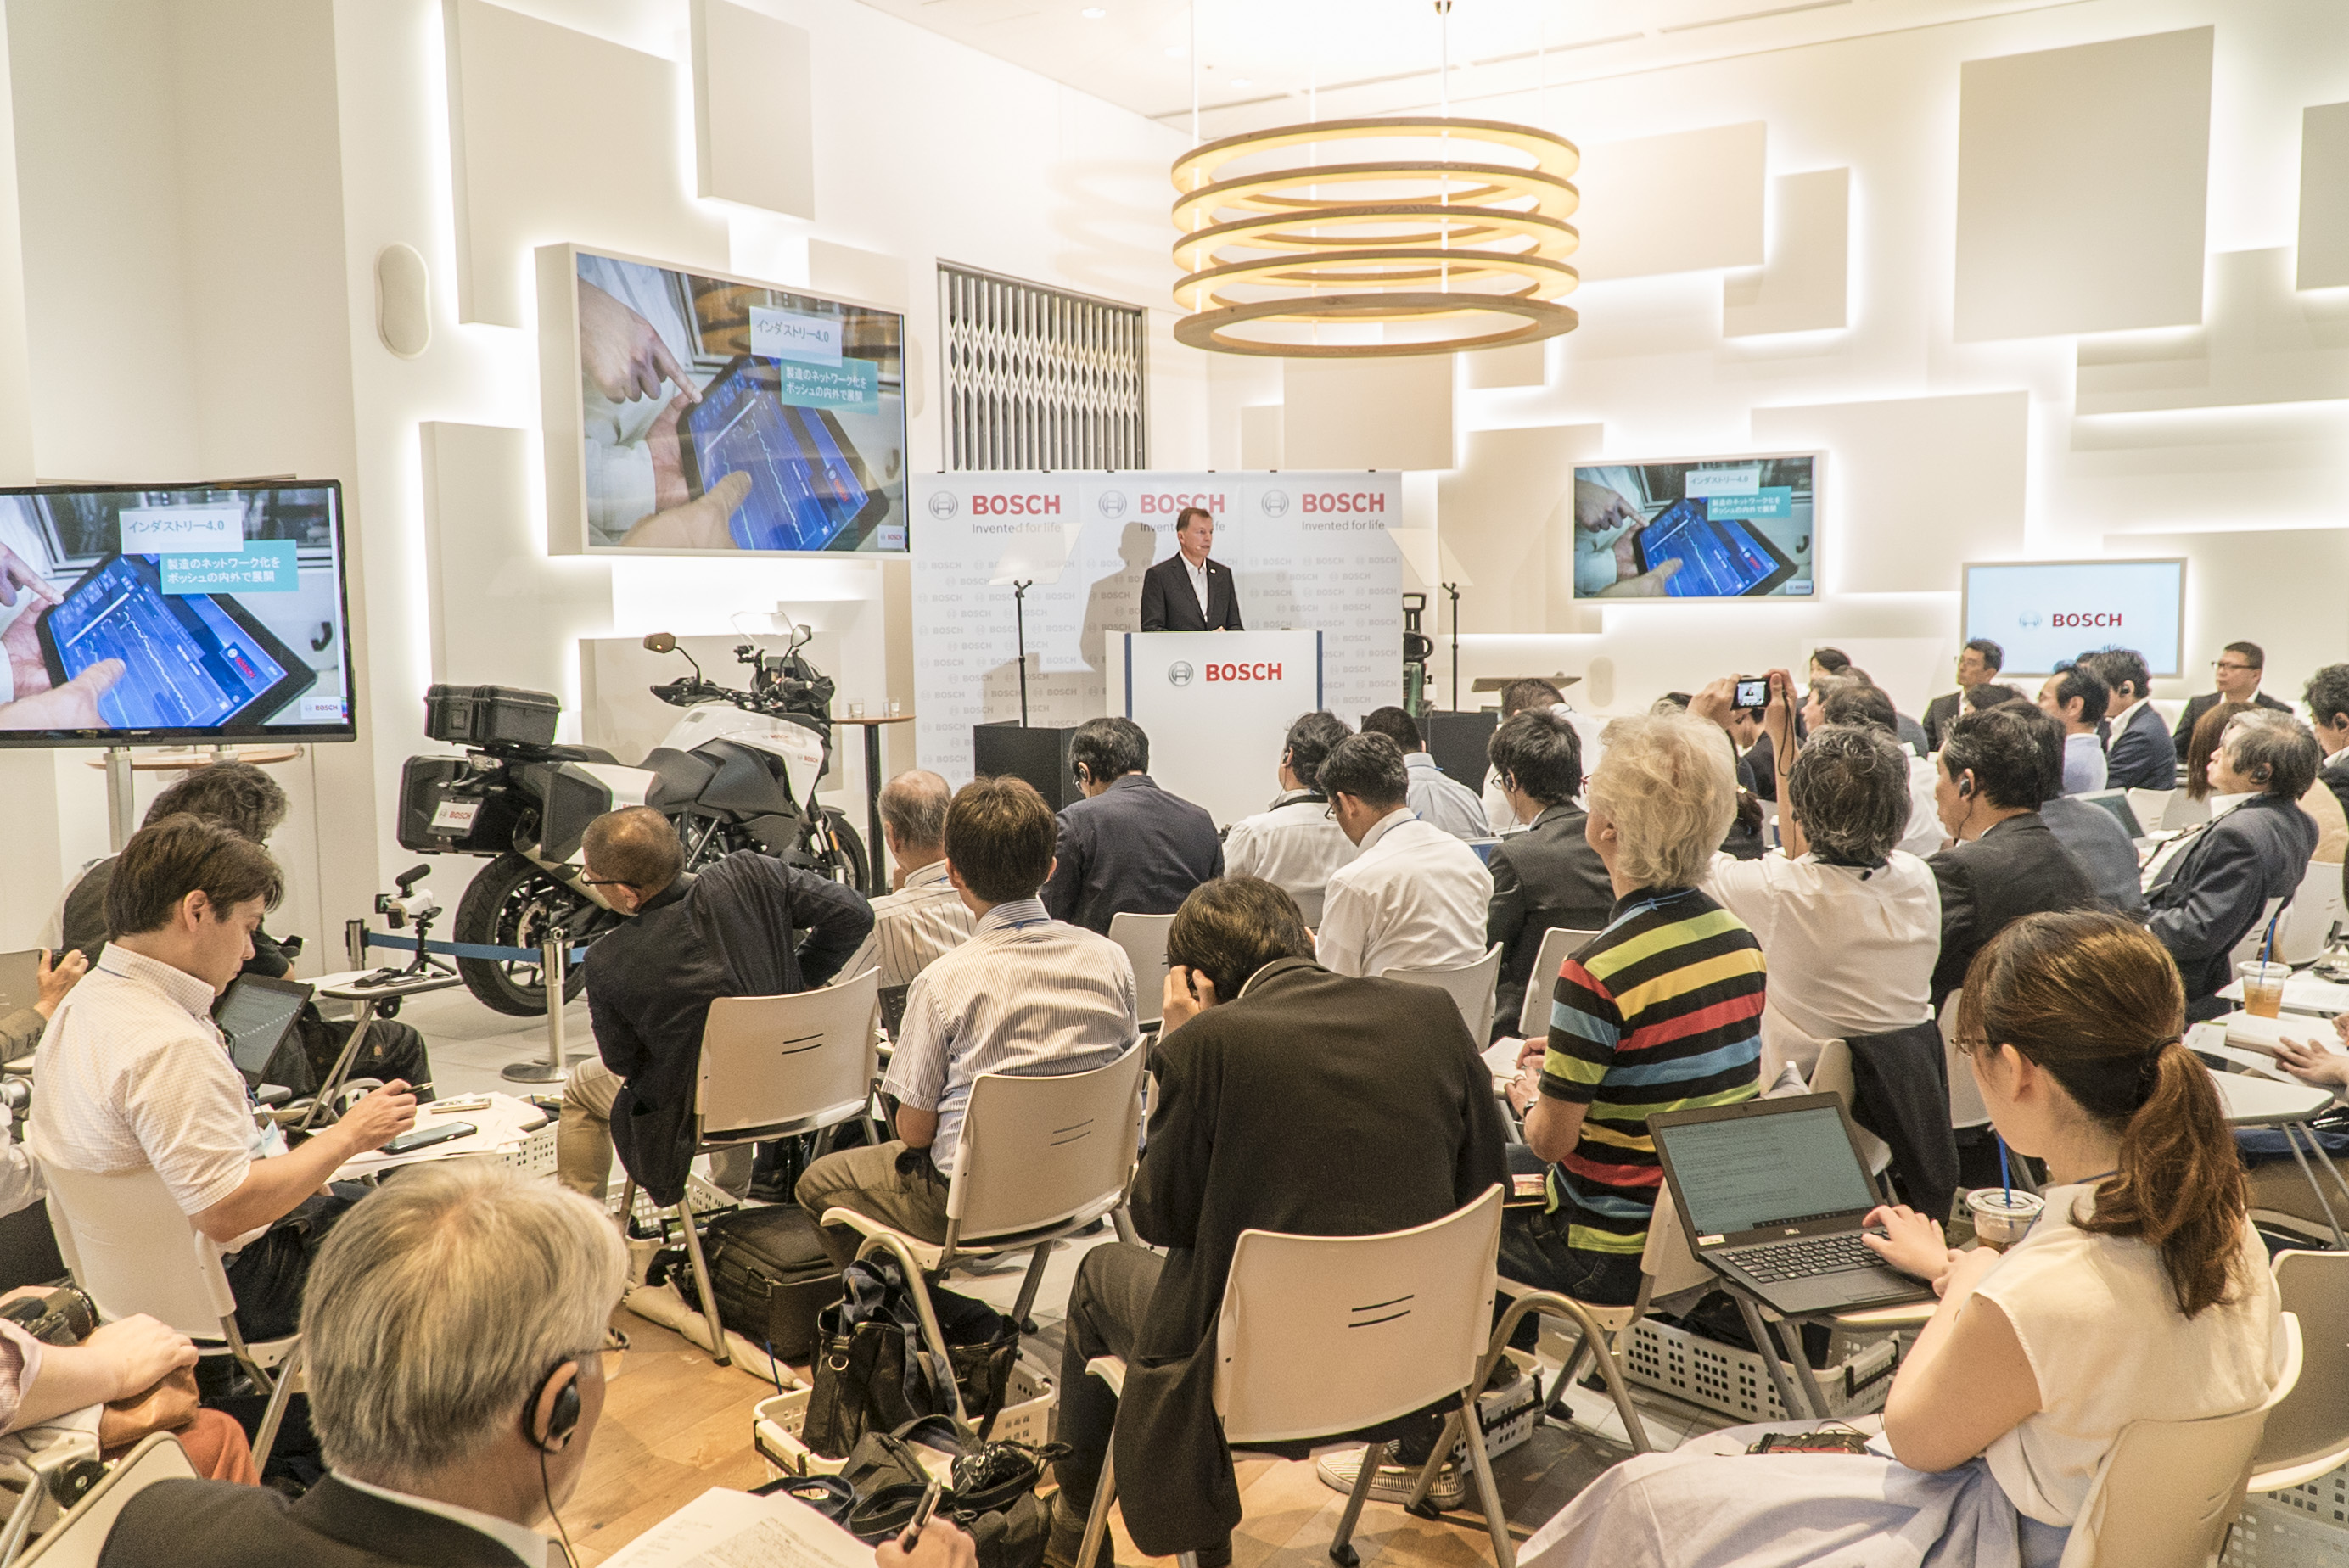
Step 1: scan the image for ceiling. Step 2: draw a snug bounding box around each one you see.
[850,0,2088,138]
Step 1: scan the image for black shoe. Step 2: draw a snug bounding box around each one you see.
[747,1175,793,1203]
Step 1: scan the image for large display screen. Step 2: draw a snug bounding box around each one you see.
[1961,559,2186,678]
[1571,455,1818,600]
[547,245,908,556]
[0,482,355,746]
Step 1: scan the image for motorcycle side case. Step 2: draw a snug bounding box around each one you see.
[396,755,524,854]
[524,759,654,864]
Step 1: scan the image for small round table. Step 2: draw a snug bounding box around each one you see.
[834,714,915,896]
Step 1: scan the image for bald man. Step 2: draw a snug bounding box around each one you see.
[844,770,980,989]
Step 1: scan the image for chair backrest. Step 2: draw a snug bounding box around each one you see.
[1807,1039,1893,1179]
[40,1165,234,1343]
[2059,1313,2302,1568]
[696,968,880,1139]
[1382,943,1505,1043]
[2226,895,2292,971]
[2123,787,2175,836]
[946,1045,1146,1243]
[14,1432,197,1568]
[2253,1252,2349,1491]
[1211,1186,1502,1446]
[1516,927,1599,1039]
[2161,790,2212,832]
[1637,1179,1716,1301]
[1107,912,1175,1028]
[2276,859,2346,967]
[1939,1001,1990,1130]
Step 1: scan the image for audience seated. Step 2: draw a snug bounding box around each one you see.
[1675,692,1771,860]
[799,776,1139,1267]
[2309,664,2349,902]
[1814,680,1943,859]
[0,1091,57,1291]
[1484,679,1606,830]
[840,770,978,991]
[2175,639,2294,763]
[2145,709,2322,1019]
[558,807,872,1207]
[0,946,81,1063]
[1502,714,1763,1308]
[2021,704,2150,921]
[1314,734,1494,977]
[0,1287,254,1483]
[1690,673,1938,1083]
[1358,706,1488,839]
[1924,708,2097,1009]
[2181,698,2256,809]
[1484,710,1614,1039]
[1922,639,2003,753]
[1046,877,1507,1565]
[2037,664,2111,795]
[1522,911,2282,1568]
[1965,681,2027,714]
[1042,717,1222,933]
[2082,647,2173,790]
[30,817,418,1341]
[1220,710,1357,924]
[62,762,431,1096]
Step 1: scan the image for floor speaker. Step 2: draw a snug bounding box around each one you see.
[1421,709,1499,793]
[973,722,1083,811]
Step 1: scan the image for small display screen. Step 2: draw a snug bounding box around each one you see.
[1571,455,1816,600]
[1656,1104,1878,1237]
[216,977,309,1081]
[1636,500,1791,598]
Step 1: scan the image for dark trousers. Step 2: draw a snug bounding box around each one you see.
[0,1202,65,1291]
[1498,1205,1645,1308]
[1054,1243,1169,1535]
[221,1186,362,1342]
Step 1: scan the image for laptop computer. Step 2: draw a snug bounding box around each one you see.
[0,950,42,1018]
[1648,1092,1935,1317]
[214,973,313,1089]
[2075,789,2144,839]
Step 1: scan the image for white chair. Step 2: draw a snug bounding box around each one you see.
[1077,1188,1513,1568]
[1515,927,1599,1040]
[1382,944,1505,1043]
[1107,912,1175,1029]
[4,1432,193,1568]
[2227,895,2293,971]
[1939,1000,1992,1134]
[619,967,880,1367]
[2276,859,2346,967]
[2251,1252,2349,1492]
[39,1167,301,1475]
[1808,1039,1895,1190]
[2058,1313,2301,1568]
[826,1046,1146,1418]
[2124,787,2176,834]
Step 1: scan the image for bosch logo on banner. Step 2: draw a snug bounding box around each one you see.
[1303,491,1386,514]
[927,490,960,520]
[1259,490,1290,517]
[2051,612,2123,629]
[1097,490,1129,518]
[971,493,1062,516]
[1168,662,1195,687]
[1206,663,1282,682]
[1141,493,1224,515]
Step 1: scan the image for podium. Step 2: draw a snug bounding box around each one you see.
[1107,631,1322,827]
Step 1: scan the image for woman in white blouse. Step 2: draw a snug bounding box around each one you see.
[1518,909,2283,1568]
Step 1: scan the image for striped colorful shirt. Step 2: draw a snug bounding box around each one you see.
[1539,887,1766,1256]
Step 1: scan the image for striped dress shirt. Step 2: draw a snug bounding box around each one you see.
[841,858,978,989]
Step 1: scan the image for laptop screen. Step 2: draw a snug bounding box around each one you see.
[2079,792,2143,838]
[1655,1103,1879,1237]
[216,977,309,1082]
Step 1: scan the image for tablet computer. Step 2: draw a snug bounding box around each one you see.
[215,972,313,1087]
[37,553,317,729]
[1634,498,1801,598]
[680,356,891,552]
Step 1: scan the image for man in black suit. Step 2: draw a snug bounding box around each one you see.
[2147,712,2323,1016]
[1484,709,1613,1039]
[2020,703,2149,921]
[1924,706,2098,1006]
[1137,506,1242,631]
[1041,716,1222,933]
[1921,638,2002,753]
[2173,640,2293,763]
[2082,647,2175,792]
[1047,877,1507,1565]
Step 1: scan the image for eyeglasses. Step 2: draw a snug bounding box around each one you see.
[580,876,640,891]
[2214,660,2258,673]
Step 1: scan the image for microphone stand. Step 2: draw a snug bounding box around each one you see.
[1012,579,1034,727]
[1441,580,1462,710]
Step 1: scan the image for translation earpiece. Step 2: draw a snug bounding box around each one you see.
[535,1363,582,1453]
[1958,776,1975,798]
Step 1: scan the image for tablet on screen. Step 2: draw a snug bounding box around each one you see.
[1634,498,1801,598]
[679,356,890,552]
[37,553,316,729]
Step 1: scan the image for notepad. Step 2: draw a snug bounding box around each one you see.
[597,1488,872,1568]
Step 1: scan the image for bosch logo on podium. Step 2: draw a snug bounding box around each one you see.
[2052,612,2124,629]
[971,492,1062,516]
[1167,662,1195,687]
[1207,662,1282,682]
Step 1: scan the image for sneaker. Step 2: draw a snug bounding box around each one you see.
[1314,1442,1467,1510]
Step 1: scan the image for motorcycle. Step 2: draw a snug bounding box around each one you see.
[396,621,867,1016]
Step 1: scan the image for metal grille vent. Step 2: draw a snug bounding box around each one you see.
[939,263,1147,472]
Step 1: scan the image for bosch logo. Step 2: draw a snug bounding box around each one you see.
[1097,490,1128,518]
[1259,490,1290,517]
[1142,492,1224,515]
[2016,612,2043,629]
[2052,612,2123,629]
[1303,492,1387,514]
[1167,662,1194,687]
[971,493,1062,516]
[927,490,960,519]
[1206,663,1283,682]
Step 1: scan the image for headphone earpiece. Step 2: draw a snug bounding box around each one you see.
[1958,776,1975,798]
[535,1363,582,1453]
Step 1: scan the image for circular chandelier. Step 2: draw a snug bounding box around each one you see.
[1169,115,1581,358]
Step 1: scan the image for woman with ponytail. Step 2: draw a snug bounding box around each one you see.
[1517,910,2284,1568]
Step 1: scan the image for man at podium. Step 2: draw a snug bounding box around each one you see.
[1139,506,1243,632]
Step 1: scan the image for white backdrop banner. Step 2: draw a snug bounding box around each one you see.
[910,471,1404,782]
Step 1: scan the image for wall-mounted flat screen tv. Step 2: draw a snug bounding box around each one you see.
[1569,453,1819,600]
[0,480,356,747]
[1961,558,2186,678]
[540,244,908,557]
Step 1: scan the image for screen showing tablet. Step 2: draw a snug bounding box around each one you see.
[681,358,886,552]
[216,974,311,1084]
[1636,499,1798,598]
[1571,455,1818,601]
[40,553,311,730]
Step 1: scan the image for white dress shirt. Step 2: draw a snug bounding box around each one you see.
[1704,848,1941,1081]
[1483,703,1606,832]
[1221,790,1358,925]
[1899,753,1948,859]
[1317,809,1495,977]
[883,898,1139,1172]
[334,1475,555,1566]
[29,947,282,1249]
[2062,731,2109,795]
[1183,553,1210,618]
[1403,753,1490,840]
[840,858,978,990]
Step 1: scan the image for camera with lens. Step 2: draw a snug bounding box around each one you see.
[0,1285,94,1347]
[0,1078,27,1115]
[1731,676,1770,713]
[373,865,440,929]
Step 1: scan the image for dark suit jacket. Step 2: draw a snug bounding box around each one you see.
[1040,774,1222,934]
[2173,690,2293,762]
[1138,553,1242,631]
[2324,753,2349,908]
[585,851,871,1205]
[2105,700,2178,791]
[1115,958,1509,1554]
[2147,792,2321,1006]
[2038,796,2150,921]
[1925,814,2097,1003]
[100,1476,536,1567]
[1485,804,1615,1040]
[1921,692,1963,755]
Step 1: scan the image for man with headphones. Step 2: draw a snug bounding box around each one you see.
[1921,706,2098,1011]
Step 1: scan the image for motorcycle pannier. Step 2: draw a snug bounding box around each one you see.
[423,684,561,748]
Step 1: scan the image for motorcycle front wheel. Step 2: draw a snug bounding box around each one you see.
[810,807,870,893]
[452,853,599,1016]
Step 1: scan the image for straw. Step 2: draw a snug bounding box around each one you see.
[1998,1136,2011,1204]
[2261,909,2280,969]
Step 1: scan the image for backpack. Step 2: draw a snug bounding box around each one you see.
[697,1205,847,1361]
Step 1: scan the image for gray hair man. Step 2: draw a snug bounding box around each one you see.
[844,770,980,992]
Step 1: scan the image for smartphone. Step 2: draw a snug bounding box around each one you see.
[378,1121,476,1156]
[1733,677,1769,710]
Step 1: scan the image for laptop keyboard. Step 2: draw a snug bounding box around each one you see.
[1723,1229,1887,1283]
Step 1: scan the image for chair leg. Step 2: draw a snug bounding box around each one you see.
[1735,1295,1804,1419]
[1774,1319,1831,1420]
[1009,1242,1053,1333]
[1327,1425,1385,1567]
[853,1232,967,1421]
[675,1185,731,1367]
[1457,1390,1516,1568]
[1404,1413,1460,1518]
[618,1175,639,1237]
[1111,1207,1138,1246]
[251,1341,302,1476]
[1076,1431,1118,1568]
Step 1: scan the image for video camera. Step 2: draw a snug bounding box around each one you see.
[0,1285,94,1347]
[373,865,440,927]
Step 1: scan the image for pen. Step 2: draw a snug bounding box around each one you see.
[898,1477,942,1551]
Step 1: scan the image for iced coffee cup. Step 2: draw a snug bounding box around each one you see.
[1965,1188,2044,1250]
[2240,960,2290,1020]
